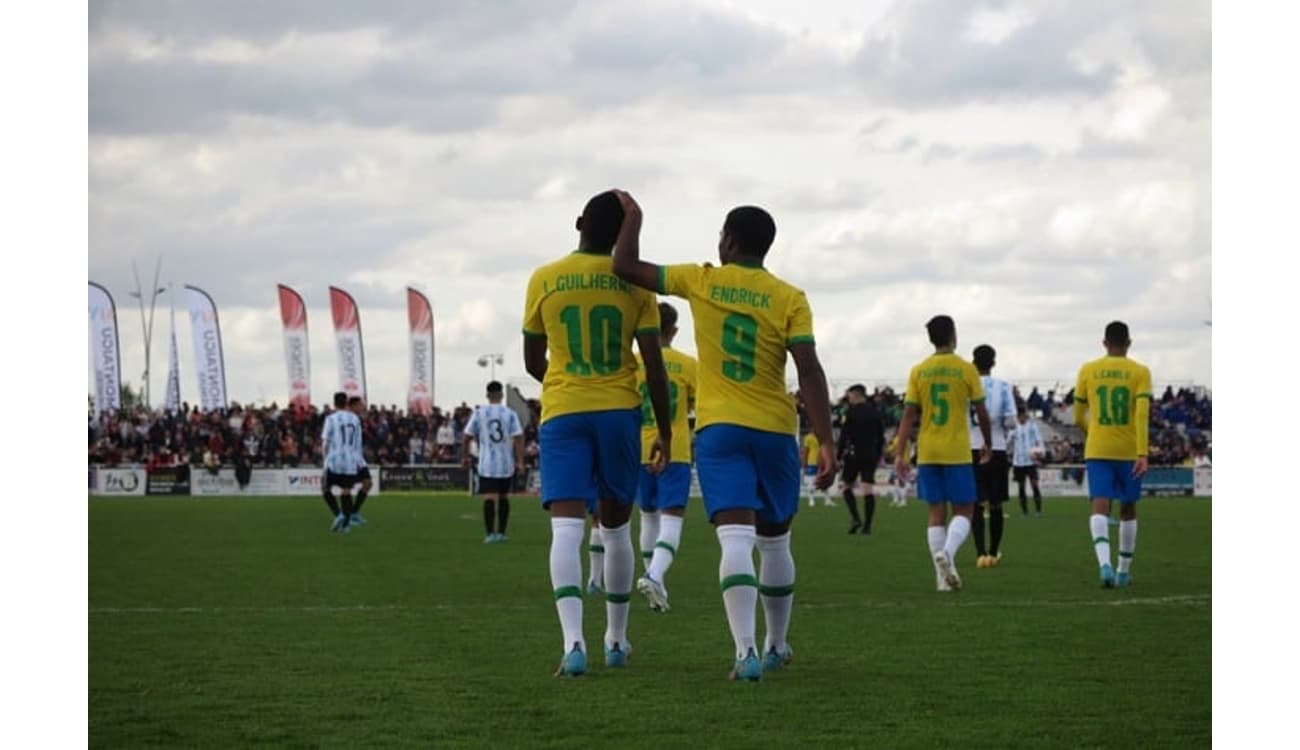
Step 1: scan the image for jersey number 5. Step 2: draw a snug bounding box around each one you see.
[929,383,950,426]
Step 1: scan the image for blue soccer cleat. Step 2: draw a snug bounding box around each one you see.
[1100,563,1116,589]
[586,581,603,596]
[763,644,794,672]
[349,513,366,527]
[730,648,763,682]
[605,642,631,668]
[330,514,347,532]
[555,643,586,677]
[1116,571,1131,588]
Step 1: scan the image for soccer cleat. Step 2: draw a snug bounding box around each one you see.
[1116,571,1131,588]
[484,534,496,544]
[349,513,367,527]
[605,641,631,668]
[934,550,961,590]
[848,522,861,535]
[636,575,670,613]
[555,643,587,677]
[825,499,837,507]
[975,555,988,569]
[586,581,603,596]
[330,514,347,532]
[763,644,794,671]
[1100,563,1116,588]
[730,648,763,682]
[936,575,953,592]
[807,498,815,507]
[496,533,508,543]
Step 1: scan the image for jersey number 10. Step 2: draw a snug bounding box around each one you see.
[560,305,623,376]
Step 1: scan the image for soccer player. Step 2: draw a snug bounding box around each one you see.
[1073,321,1151,589]
[462,381,525,544]
[801,430,834,507]
[968,345,1017,568]
[321,391,364,533]
[894,316,992,592]
[523,190,673,677]
[611,190,837,682]
[348,396,372,527]
[1008,406,1046,516]
[838,385,885,535]
[634,301,698,613]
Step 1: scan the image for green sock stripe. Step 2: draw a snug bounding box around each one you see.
[553,586,583,601]
[759,584,795,598]
[641,551,653,559]
[1118,552,1134,558]
[606,592,632,604]
[654,541,677,556]
[1092,537,1109,545]
[589,545,605,553]
[720,574,759,592]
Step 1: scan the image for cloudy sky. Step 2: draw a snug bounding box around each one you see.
[88,0,1210,411]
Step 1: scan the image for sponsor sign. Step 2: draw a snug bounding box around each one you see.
[96,468,146,496]
[1194,466,1212,495]
[379,465,467,491]
[146,465,191,495]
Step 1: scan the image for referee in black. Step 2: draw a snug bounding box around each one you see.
[838,384,885,535]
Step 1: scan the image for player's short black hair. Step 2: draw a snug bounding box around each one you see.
[333,392,347,408]
[347,396,363,407]
[848,384,867,396]
[486,380,503,394]
[658,302,678,334]
[578,191,625,252]
[723,206,777,258]
[1104,321,1130,345]
[926,315,956,347]
[973,344,996,370]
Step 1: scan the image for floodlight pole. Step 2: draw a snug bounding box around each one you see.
[129,257,167,409]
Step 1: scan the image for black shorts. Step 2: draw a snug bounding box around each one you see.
[324,471,358,490]
[357,466,372,482]
[841,454,880,485]
[478,476,512,495]
[972,450,1010,503]
[1012,465,1039,482]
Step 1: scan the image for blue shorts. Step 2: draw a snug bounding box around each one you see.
[916,464,977,505]
[802,465,817,477]
[1086,460,1142,504]
[637,463,692,512]
[539,408,641,509]
[695,424,800,525]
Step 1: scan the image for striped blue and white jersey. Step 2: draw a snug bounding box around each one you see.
[321,409,364,475]
[464,403,523,478]
[969,375,1017,451]
[1009,420,1045,467]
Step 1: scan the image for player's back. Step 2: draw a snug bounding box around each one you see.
[523,251,659,424]
[636,347,697,464]
[470,403,520,477]
[1075,355,1152,460]
[661,262,811,435]
[323,410,363,474]
[906,353,984,465]
[970,375,1015,450]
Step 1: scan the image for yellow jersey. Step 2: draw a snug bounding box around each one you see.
[1074,355,1152,460]
[659,262,814,435]
[522,251,660,424]
[636,347,698,464]
[801,432,820,467]
[904,353,985,465]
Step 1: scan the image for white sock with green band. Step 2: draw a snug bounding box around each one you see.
[587,524,604,589]
[757,532,795,654]
[1090,514,1111,567]
[647,514,683,583]
[601,521,634,649]
[1118,520,1137,573]
[717,524,758,659]
[550,517,586,653]
[639,510,660,570]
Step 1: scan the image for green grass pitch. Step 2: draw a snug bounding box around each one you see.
[90,493,1210,749]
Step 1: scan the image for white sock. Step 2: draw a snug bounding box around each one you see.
[601,521,634,648]
[587,524,604,588]
[717,524,758,659]
[757,532,795,654]
[550,517,586,654]
[1090,514,1111,567]
[1118,519,1137,573]
[639,511,660,570]
[944,515,971,560]
[927,525,946,577]
[647,514,683,584]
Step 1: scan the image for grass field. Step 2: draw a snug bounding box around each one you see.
[89,493,1211,749]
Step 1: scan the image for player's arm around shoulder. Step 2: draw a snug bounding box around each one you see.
[609,190,662,292]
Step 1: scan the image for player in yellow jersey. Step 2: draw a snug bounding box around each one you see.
[1072,321,1151,589]
[611,190,837,682]
[895,315,992,592]
[885,434,915,507]
[801,430,834,507]
[522,190,674,677]
[633,302,698,613]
